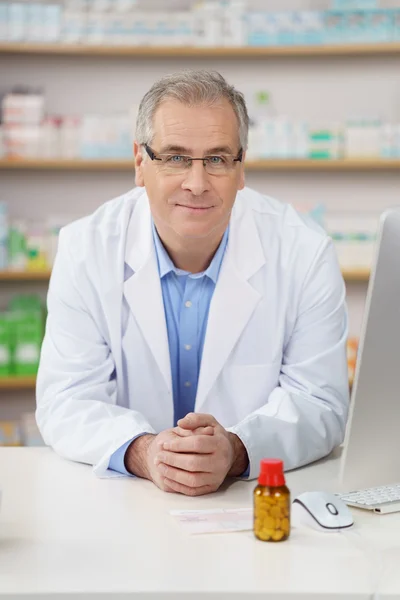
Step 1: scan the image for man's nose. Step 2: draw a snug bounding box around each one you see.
[181,161,211,196]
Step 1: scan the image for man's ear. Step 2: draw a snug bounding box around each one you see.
[134,141,145,187]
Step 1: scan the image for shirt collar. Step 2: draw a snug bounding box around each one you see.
[152,221,229,284]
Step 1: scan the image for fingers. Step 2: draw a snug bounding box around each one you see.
[162,481,176,494]
[162,434,216,454]
[156,449,213,472]
[163,477,211,497]
[178,413,218,430]
[172,426,214,437]
[157,462,210,488]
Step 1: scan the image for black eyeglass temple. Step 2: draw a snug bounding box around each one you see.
[235,148,243,162]
[144,144,155,160]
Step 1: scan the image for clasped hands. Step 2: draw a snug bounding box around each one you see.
[126,413,249,496]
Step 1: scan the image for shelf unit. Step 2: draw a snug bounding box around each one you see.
[0,36,391,397]
[0,268,370,283]
[0,270,52,281]
[1,158,400,172]
[341,268,370,282]
[0,376,36,390]
[2,42,400,58]
[0,271,46,394]
[0,266,369,392]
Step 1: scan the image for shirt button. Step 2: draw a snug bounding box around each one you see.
[184,344,192,351]
[185,301,192,308]
[184,381,191,387]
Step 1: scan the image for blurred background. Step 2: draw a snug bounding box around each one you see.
[0,0,399,446]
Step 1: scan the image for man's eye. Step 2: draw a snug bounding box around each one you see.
[208,156,225,164]
[167,155,185,163]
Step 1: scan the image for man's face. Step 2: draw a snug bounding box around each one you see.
[134,99,245,241]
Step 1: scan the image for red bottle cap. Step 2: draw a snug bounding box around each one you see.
[258,458,286,487]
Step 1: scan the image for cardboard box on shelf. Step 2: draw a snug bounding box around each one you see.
[0,421,22,446]
[347,337,359,389]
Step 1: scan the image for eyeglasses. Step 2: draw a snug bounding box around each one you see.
[144,144,243,176]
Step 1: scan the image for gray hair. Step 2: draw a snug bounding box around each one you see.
[135,69,249,151]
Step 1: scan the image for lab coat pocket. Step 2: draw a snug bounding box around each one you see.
[225,363,281,420]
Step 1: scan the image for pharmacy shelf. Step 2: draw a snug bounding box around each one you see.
[0,373,357,392]
[247,159,400,171]
[1,158,400,172]
[0,158,135,171]
[0,270,52,281]
[2,42,400,58]
[342,268,370,282]
[0,268,370,283]
[0,376,36,390]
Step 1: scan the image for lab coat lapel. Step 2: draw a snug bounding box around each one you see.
[123,195,172,393]
[195,205,266,410]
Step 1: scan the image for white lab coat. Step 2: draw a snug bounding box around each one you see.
[36,186,349,479]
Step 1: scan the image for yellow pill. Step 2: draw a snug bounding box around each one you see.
[257,531,271,541]
[270,505,281,518]
[272,530,285,541]
[262,516,275,529]
[263,528,275,538]
[281,518,290,533]
[263,496,275,505]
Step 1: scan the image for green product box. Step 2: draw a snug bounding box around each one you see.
[8,222,27,270]
[0,314,11,377]
[309,150,333,159]
[7,295,45,376]
[8,295,43,313]
[13,315,43,376]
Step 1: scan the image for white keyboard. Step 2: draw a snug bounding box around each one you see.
[337,483,400,514]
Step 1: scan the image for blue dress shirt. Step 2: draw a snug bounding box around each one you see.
[108,223,229,475]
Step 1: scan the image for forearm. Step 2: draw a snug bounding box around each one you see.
[124,434,155,479]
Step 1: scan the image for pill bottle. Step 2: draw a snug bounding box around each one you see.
[254,458,291,542]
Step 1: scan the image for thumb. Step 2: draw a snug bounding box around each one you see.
[178,412,218,430]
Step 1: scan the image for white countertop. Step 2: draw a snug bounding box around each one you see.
[0,448,399,599]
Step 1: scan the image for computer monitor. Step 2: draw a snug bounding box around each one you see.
[340,208,400,491]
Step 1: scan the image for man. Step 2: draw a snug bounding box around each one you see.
[36,70,349,496]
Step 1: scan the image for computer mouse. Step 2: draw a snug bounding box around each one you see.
[292,491,354,532]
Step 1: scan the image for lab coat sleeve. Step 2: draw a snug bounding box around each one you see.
[36,228,156,478]
[228,238,349,480]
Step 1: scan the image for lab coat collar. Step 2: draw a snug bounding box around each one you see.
[123,194,173,393]
[124,191,265,283]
